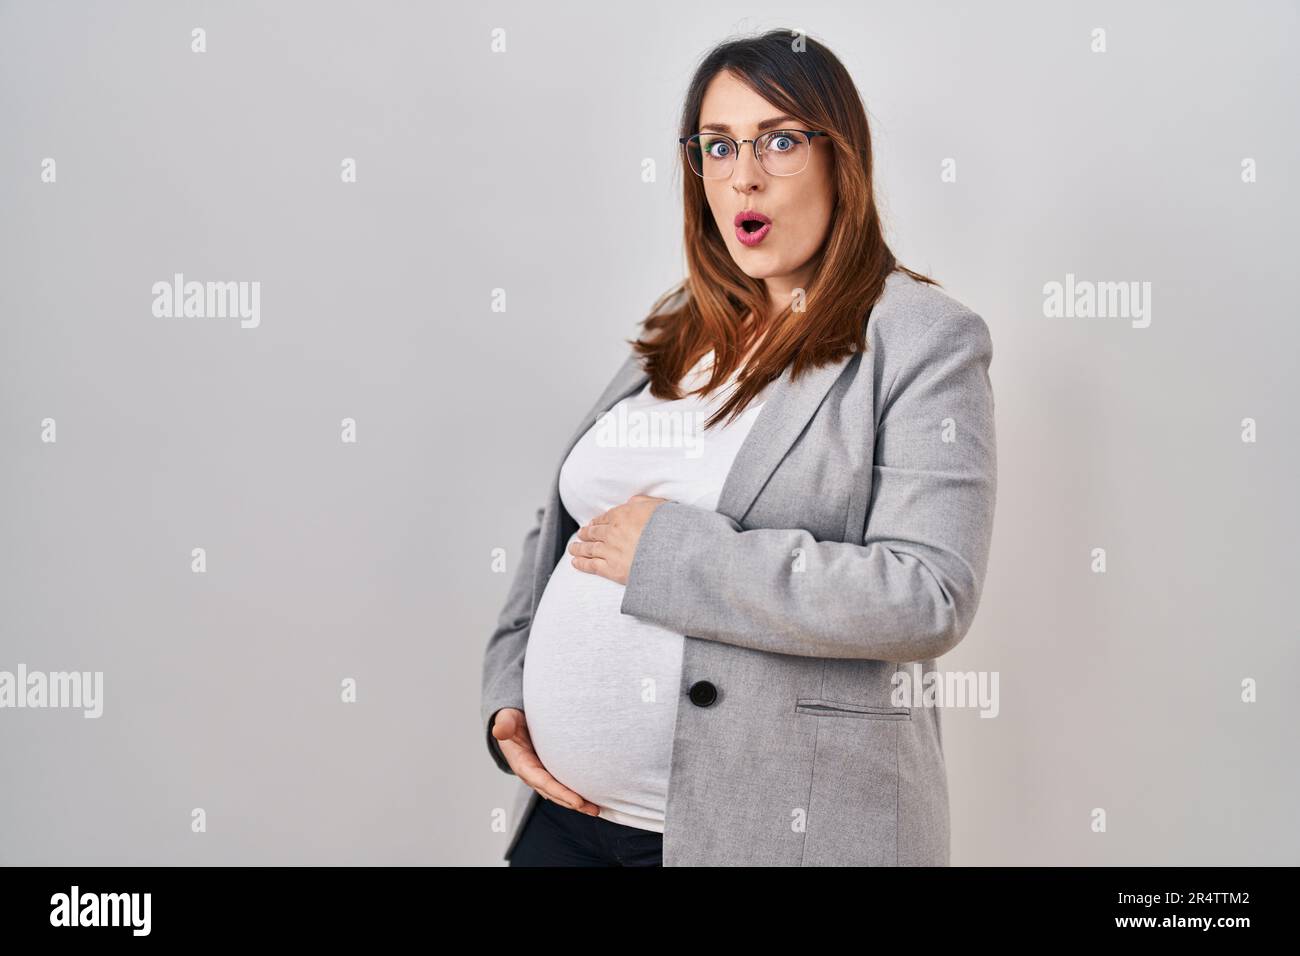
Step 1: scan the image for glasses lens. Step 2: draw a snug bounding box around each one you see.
[685,134,735,179]
[758,130,812,176]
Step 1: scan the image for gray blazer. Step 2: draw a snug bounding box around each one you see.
[481,269,997,865]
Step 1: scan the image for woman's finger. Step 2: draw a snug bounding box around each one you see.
[524,767,600,815]
[576,522,610,542]
[571,555,613,579]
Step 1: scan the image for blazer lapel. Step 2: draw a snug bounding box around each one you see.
[554,348,855,525]
[714,353,854,523]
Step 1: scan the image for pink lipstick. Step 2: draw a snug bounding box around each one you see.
[734,209,772,247]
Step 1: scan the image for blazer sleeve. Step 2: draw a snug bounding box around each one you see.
[480,504,547,774]
[619,308,997,663]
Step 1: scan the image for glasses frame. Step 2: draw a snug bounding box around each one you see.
[679,129,829,179]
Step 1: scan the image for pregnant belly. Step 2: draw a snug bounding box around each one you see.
[522,533,685,821]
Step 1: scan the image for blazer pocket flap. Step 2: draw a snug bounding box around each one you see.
[795,697,911,720]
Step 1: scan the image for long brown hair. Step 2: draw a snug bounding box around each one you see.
[629,28,938,428]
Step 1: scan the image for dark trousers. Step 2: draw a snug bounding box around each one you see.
[508,798,664,867]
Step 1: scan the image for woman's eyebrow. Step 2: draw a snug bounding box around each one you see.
[699,115,800,134]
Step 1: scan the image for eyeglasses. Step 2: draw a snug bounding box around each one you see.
[679,129,828,179]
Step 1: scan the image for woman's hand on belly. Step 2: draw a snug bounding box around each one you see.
[569,494,669,585]
[490,707,602,816]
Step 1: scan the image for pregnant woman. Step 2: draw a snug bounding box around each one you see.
[481,29,997,866]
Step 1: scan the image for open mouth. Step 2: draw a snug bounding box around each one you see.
[733,211,772,246]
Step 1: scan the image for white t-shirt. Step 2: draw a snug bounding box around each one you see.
[521,351,769,831]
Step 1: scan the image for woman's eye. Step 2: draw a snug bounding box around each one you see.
[706,141,732,159]
[769,135,794,152]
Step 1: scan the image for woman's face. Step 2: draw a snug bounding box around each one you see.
[695,70,835,309]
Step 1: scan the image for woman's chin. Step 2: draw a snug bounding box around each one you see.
[731,253,783,278]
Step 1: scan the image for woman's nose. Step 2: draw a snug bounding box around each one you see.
[731,145,764,191]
